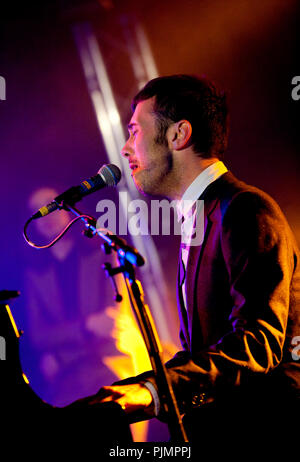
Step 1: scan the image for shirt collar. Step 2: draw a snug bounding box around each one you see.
[176,161,228,221]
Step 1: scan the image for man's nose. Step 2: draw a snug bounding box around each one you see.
[121,139,132,158]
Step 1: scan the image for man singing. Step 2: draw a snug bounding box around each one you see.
[75,75,300,441]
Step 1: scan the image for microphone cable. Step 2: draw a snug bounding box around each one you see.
[23,213,96,249]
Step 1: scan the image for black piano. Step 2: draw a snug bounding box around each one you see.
[0,290,133,453]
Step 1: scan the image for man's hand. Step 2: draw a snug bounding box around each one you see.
[89,384,154,415]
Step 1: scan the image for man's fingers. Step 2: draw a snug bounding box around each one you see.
[96,386,122,399]
[87,386,121,405]
[86,384,154,414]
[97,393,127,411]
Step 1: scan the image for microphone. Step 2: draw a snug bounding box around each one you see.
[32,164,121,219]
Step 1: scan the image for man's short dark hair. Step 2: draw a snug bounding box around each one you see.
[132,74,229,159]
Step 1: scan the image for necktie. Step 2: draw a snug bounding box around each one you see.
[179,201,197,308]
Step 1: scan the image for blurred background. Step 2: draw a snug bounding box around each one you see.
[1,0,299,442]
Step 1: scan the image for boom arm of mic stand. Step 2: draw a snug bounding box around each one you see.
[62,202,144,267]
[63,201,188,442]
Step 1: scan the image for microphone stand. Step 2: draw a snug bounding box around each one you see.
[63,201,188,442]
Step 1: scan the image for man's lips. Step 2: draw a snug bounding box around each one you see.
[129,162,139,171]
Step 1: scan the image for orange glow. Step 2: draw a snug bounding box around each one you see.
[102,270,177,441]
[103,273,151,442]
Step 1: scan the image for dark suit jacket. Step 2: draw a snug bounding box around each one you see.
[119,172,300,432]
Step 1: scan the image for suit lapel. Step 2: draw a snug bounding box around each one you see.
[184,193,219,348]
[185,214,210,344]
[176,171,235,348]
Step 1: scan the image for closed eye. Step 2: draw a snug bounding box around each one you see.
[127,122,139,137]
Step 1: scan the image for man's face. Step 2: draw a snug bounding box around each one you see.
[121,97,172,196]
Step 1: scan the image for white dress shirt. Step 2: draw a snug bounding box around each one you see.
[177,161,228,310]
[144,161,228,415]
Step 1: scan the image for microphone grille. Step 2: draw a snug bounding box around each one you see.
[98,164,122,186]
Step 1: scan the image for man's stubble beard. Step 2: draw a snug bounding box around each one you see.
[136,146,174,198]
[135,119,174,197]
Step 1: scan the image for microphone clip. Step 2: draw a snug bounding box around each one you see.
[102,262,123,303]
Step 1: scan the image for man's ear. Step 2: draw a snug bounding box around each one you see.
[167,120,192,150]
